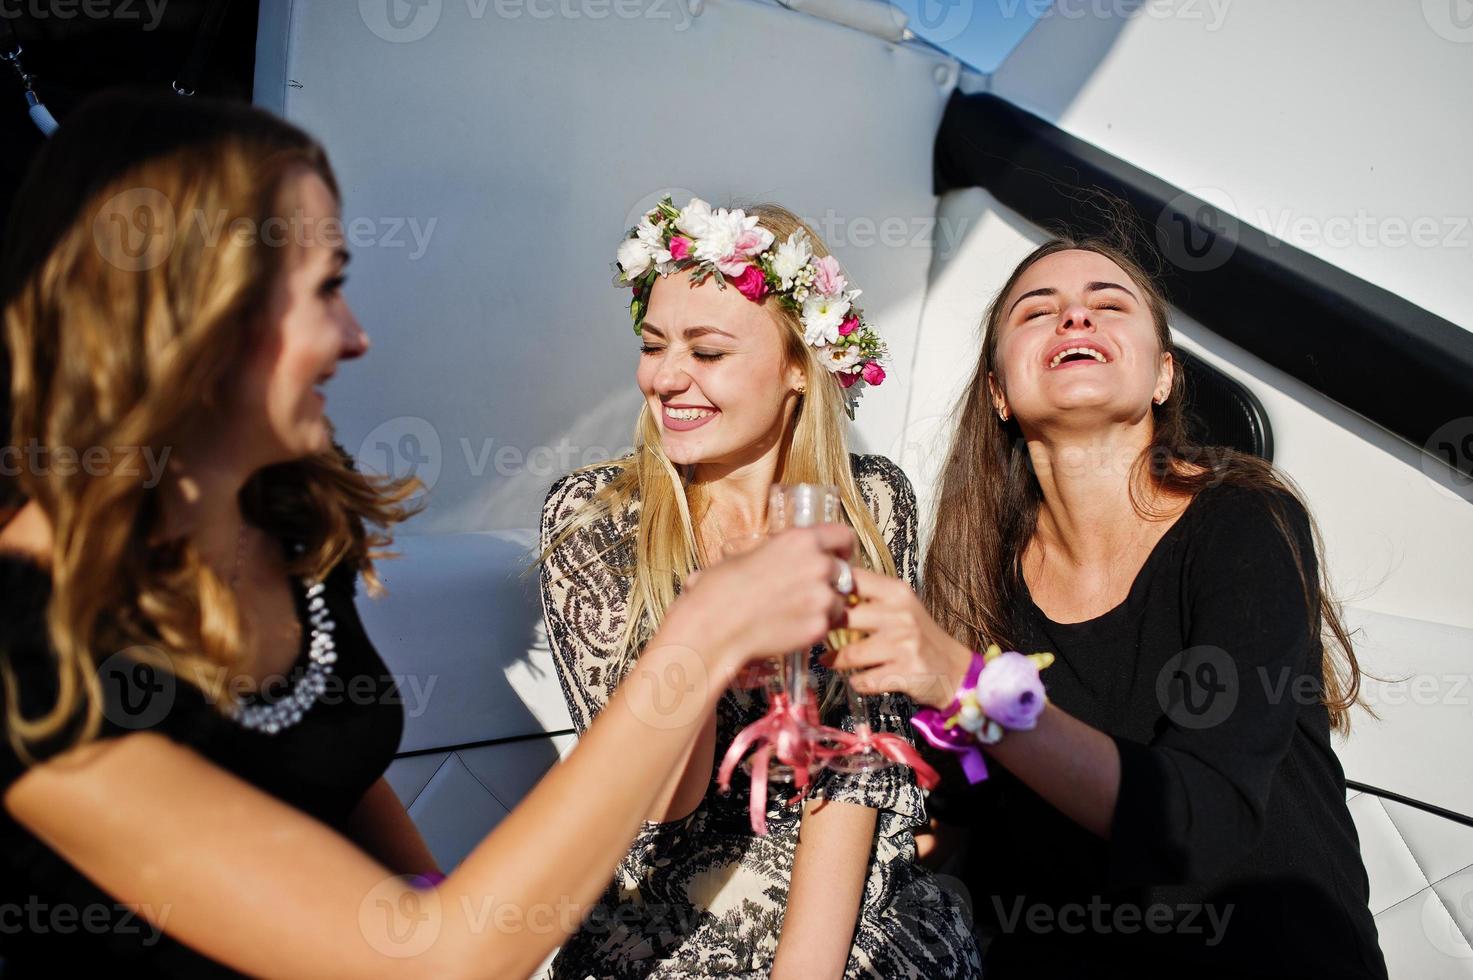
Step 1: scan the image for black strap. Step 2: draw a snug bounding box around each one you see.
[173,0,234,97]
[0,14,18,60]
[1,14,38,102]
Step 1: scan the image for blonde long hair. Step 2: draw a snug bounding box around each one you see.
[1,92,419,762]
[544,203,894,676]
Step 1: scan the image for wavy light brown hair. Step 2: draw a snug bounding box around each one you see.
[922,237,1365,734]
[544,203,895,677]
[1,91,420,762]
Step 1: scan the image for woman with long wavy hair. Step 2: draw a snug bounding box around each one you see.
[538,198,979,978]
[827,237,1387,978]
[0,91,855,978]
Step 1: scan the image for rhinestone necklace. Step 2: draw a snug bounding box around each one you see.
[227,545,336,735]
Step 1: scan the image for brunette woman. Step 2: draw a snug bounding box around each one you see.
[829,238,1387,979]
[0,92,853,978]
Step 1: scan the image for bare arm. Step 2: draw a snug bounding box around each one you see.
[771,799,876,980]
[836,569,1123,837]
[343,776,442,878]
[984,705,1121,837]
[4,525,855,980]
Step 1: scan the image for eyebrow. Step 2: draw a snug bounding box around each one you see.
[1007,280,1137,316]
[639,323,736,341]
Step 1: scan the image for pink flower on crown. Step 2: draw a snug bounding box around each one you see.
[862,361,886,386]
[668,236,691,261]
[813,255,847,297]
[838,369,860,388]
[714,227,773,276]
[678,198,776,277]
[838,316,859,337]
[732,265,769,302]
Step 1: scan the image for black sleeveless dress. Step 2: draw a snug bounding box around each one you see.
[0,545,404,976]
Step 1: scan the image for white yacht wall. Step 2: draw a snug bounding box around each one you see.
[988,0,1473,331]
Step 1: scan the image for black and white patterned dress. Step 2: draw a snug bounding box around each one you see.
[539,453,981,979]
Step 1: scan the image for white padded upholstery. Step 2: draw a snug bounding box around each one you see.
[1347,789,1473,978]
[354,530,577,870]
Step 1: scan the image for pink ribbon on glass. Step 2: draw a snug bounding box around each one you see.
[819,728,941,790]
[719,691,943,835]
[717,690,824,836]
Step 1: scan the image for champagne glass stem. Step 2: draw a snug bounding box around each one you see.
[844,682,875,740]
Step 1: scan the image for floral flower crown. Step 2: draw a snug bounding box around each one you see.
[614,196,888,417]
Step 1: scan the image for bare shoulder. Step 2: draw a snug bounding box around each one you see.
[0,500,53,566]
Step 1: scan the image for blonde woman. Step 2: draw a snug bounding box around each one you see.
[0,93,855,978]
[539,198,980,978]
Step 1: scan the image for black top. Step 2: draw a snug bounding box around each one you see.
[0,545,404,976]
[934,483,1387,980]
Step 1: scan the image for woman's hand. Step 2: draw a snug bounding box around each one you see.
[664,524,855,677]
[822,567,973,709]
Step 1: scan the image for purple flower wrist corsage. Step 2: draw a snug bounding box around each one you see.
[910,644,1054,784]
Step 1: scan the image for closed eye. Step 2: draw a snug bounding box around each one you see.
[641,345,726,362]
[320,274,347,298]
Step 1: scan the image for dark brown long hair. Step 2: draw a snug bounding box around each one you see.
[922,237,1364,734]
[1,91,420,761]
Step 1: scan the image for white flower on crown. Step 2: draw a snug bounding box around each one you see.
[678,198,774,277]
[616,216,669,280]
[800,292,853,346]
[819,344,863,373]
[770,233,813,290]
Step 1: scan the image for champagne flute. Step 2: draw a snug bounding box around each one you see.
[769,484,894,774]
